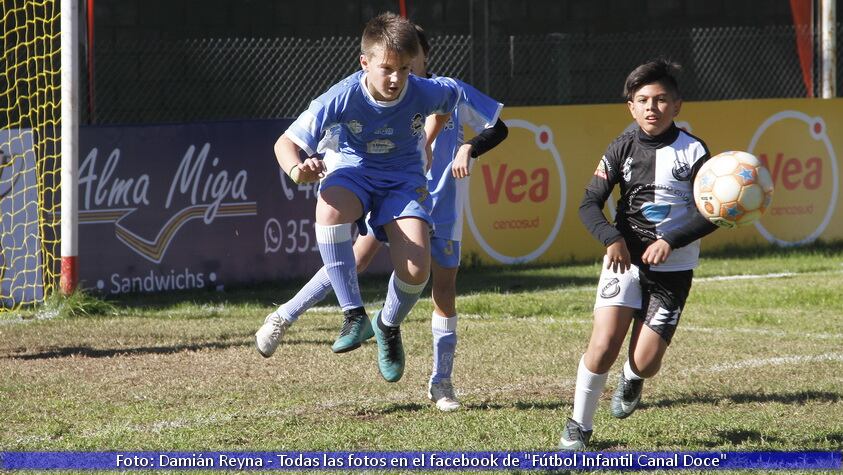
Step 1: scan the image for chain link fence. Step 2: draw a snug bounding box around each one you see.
[85,24,841,125]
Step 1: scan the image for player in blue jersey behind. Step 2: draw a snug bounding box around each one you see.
[257,24,508,405]
[270,13,461,383]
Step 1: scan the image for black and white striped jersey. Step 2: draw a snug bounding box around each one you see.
[579,123,718,272]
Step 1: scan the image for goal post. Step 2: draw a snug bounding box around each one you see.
[60,0,79,295]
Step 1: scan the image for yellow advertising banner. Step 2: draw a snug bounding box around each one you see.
[461,98,842,264]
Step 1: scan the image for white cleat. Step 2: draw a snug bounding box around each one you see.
[255,312,292,358]
[428,378,460,411]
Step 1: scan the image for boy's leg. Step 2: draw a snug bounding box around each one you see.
[315,186,372,353]
[612,270,690,418]
[372,217,431,382]
[258,231,384,357]
[428,244,460,411]
[560,306,634,450]
[561,257,641,450]
[578,307,635,421]
[255,266,332,357]
[381,217,431,325]
[331,234,383,352]
[609,320,665,419]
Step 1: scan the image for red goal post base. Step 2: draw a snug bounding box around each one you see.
[61,256,78,295]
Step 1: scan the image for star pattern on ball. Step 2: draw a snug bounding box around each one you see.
[737,167,754,183]
[725,204,742,217]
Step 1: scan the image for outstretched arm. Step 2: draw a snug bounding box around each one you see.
[452,118,508,178]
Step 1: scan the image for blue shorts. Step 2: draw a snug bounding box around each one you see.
[431,237,460,269]
[320,167,433,243]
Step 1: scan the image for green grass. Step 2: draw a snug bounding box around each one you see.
[2,241,842,473]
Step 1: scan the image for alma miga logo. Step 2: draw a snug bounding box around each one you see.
[465,119,566,264]
[77,143,257,263]
[748,111,838,246]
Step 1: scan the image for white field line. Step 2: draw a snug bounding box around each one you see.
[683,325,843,340]
[695,272,795,281]
[702,353,843,373]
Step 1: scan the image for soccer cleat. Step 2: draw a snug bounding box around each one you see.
[373,311,405,382]
[611,372,644,419]
[331,308,374,353]
[255,312,292,358]
[428,378,460,411]
[558,418,592,451]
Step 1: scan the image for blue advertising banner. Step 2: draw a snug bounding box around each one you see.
[78,119,389,296]
[1,451,841,471]
[0,129,44,308]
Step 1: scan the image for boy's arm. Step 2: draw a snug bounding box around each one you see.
[275,134,324,184]
[453,118,508,179]
[578,162,623,248]
[661,153,719,248]
[424,113,451,171]
[660,209,719,249]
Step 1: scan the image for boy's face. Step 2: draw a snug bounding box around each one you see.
[627,82,682,137]
[360,45,413,102]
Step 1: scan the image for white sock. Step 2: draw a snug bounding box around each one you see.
[430,312,457,384]
[572,355,608,431]
[623,359,644,381]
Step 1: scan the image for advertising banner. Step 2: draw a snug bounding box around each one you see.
[78,120,390,296]
[0,128,44,307]
[76,98,843,295]
[462,98,843,264]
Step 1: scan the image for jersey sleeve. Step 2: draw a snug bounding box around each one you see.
[578,145,625,247]
[426,76,462,116]
[284,84,346,156]
[455,80,503,133]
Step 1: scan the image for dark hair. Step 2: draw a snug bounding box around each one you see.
[623,59,682,100]
[361,12,420,59]
[414,24,431,58]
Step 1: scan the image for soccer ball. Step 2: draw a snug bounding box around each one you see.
[693,151,774,228]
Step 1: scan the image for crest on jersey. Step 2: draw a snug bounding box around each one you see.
[622,156,633,182]
[410,113,425,137]
[444,117,455,130]
[672,156,692,181]
[347,120,363,135]
[600,277,621,298]
[367,139,395,154]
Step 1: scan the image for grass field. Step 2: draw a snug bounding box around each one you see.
[2,242,843,473]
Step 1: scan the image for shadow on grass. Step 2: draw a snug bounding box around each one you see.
[363,402,428,416]
[102,268,597,312]
[3,337,331,360]
[466,400,568,411]
[648,390,841,408]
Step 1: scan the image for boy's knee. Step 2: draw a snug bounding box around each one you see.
[401,268,430,286]
[629,357,662,378]
[585,342,621,373]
